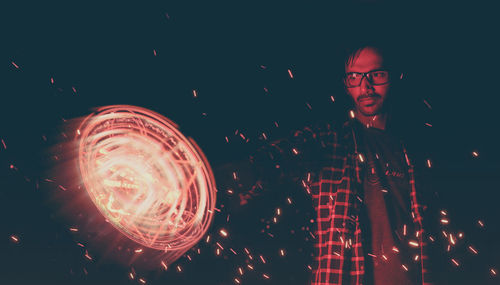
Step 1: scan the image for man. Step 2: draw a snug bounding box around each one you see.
[307,44,432,285]
[224,43,431,285]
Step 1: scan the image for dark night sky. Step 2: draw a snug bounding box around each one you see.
[1,2,499,285]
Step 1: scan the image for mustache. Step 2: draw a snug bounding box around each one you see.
[357,93,381,102]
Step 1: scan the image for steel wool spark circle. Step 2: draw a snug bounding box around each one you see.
[78,105,216,264]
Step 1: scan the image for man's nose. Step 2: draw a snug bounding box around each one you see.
[360,76,374,93]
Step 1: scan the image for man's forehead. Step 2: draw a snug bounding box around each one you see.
[345,47,385,72]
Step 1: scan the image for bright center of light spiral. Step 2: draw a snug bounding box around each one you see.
[78,105,216,264]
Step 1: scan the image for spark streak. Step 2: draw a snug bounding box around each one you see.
[10,235,19,243]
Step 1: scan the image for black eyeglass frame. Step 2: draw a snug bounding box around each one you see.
[344,69,391,88]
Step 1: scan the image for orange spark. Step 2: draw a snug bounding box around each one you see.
[358,153,365,163]
[423,99,432,109]
[84,250,92,261]
[219,229,228,238]
[10,235,19,243]
[449,234,456,245]
[468,246,478,254]
[408,240,418,247]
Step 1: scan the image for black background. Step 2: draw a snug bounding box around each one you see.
[1,1,499,284]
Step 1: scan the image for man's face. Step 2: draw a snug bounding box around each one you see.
[344,47,391,117]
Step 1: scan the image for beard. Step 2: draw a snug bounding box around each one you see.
[355,93,385,116]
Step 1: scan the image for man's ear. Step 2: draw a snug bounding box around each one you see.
[342,78,349,94]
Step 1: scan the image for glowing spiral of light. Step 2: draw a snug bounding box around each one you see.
[78,105,216,264]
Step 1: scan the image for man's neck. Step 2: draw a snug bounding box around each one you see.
[354,110,388,130]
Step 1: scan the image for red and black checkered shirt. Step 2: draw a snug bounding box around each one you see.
[255,119,432,285]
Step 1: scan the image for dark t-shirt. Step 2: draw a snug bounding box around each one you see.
[357,124,420,285]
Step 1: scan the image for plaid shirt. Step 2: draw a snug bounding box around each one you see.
[253,118,432,285]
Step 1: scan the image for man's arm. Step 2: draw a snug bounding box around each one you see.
[214,122,337,208]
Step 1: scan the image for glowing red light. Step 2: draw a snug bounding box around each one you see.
[78,105,216,265]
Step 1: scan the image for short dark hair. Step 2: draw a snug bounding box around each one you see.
[342,39,402,74]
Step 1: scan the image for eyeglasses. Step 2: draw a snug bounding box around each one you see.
[344,70,390,88]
